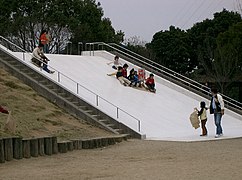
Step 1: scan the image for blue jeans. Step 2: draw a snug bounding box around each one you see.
[43,63,50,73]
[214,113,223,135]
[43,44,49,53]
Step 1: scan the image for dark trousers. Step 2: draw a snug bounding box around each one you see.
[146,83,155,90]
[201,119,207,135]
[43,63,51,73]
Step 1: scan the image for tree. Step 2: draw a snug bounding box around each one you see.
[149,26,194,75]
[188,9,242,77]
[0,0,122,53]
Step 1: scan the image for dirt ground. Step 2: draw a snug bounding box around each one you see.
[1,138,242,180]
[0,68,113,140]
[1,64,242,180]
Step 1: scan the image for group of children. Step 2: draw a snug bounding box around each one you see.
[107,56,156,93]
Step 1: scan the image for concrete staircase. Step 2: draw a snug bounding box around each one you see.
[0,48,143,139]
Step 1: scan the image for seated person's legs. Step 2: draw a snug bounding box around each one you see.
[43,63,50,73]
[31,58,42,67]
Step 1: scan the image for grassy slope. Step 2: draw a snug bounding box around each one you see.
[0,68,113,141]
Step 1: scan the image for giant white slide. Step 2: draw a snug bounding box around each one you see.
[11,51,242,141]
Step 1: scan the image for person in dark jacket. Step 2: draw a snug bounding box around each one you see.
[209,88,225,138]
[107,66,131,86]
[0,105,9,114]
[128,70,141,87]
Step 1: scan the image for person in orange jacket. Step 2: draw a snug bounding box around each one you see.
[39,30,50,53]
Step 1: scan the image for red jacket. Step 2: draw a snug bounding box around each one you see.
[122,68,127,78]
[145,77,155,85]
[0,106,9,114]
[39,33,47,45]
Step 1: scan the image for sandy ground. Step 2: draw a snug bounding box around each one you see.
[1,138,242,180]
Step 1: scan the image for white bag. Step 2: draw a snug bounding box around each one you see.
[189,111,200,129]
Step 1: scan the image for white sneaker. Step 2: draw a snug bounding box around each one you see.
[215,134,223,138]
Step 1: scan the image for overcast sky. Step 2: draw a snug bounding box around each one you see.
[98,0,240,42]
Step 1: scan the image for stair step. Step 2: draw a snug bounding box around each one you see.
[39,82,49,86]
[50,88,59,93]
[65,96,73,100]
[25,72,35,76]
[107,124,115,127]
[92,114,99,117]
[8,61,18,65]
[99,119,109,123]
[71,101,79,105]
[113,129,122,133]
[78,105,88,110]
[92,114,101,119]
[21,68,30,72]
[58,92,66,95]
[84,110,92,113]
[45,84,54,88]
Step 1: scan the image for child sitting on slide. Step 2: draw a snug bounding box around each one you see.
[145,74,156,92]
[107,55,122,69]
[107,66,131,86]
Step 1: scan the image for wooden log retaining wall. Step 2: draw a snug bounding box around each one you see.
[0,134,129,163]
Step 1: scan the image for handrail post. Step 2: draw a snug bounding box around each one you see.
[77,83,79,94]
[78,42,83,55]
[57,72,60,82]
[22,52,25,61]
[67,42,72,55]
[85,43,88,51]
[117,107,119,119]
[96,95,98,106]
[138,120,141,132]
[92,43,95,56]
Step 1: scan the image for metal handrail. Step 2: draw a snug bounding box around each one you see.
[87,42,242,112]
[0,36,141,132]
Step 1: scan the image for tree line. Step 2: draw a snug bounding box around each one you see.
[0,1,241,101]
[128,9,242,101]
[0,0,124,52]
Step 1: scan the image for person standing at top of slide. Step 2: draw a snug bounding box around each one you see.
[39,30,50,53]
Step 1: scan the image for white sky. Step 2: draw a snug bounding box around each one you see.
[98,0,240,42]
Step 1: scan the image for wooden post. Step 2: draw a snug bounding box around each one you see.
[22,138,31,158]
[0,139,5,163]
[3,137,13,161]
[101,138,108,147]
[72,139,82,150]
[30,138,39,157]
[13,137,23,159]
[108,137,116,145]
[58,141,68,153]
[82,139,89,149]
[92,138,102,148]
[97,138,102,148]
[52,136,58,154]
[38,138,45,156]
[114,136,123,143]
[67,141,74,151]
[44,136,52,156]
